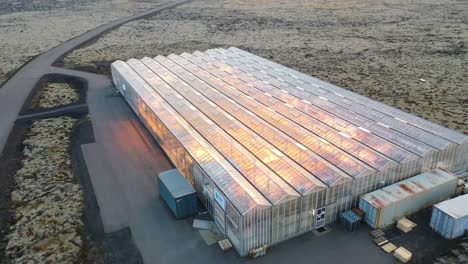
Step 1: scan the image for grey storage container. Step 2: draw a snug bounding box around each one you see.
[158,169,198,219]
[359,169,458,228]
[430,194,468,239]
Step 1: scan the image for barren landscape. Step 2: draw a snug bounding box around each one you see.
[60,0,468,133]
[0,0,172,86]
[0,0,467,263]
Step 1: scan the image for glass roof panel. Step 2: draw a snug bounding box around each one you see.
[112,60,270,214]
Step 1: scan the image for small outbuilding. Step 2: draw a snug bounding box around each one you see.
[158,169,198,219]
[430,193,468,239]
[359,169,458,228]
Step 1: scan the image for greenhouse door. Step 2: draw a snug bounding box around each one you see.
[121,84,127,97]
[213,189,226,234]
[315,207,326,228]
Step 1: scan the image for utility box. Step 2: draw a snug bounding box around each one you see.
[430,194,468,239]
[341,210,361,232]
[158,169,198,219]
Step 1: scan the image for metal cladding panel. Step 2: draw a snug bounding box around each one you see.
[431,200,468,239]
[359,199,378,228]
[360,169,458,228]
[361,169,458,209]
[158,169,196,198]
[157,175,178,217]
[434,193,468,219]
[158,172,198,219]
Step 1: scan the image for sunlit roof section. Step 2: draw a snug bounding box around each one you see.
[197,59,395,170]
[176,52,374,179]
[112,60,271,215]
[126,58,306,204]
[193,50,420,167]
[199,49,420,164]
[225,47,467,153]
[152,55,350,188]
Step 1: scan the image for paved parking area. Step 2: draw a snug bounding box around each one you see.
[83,81,393,263]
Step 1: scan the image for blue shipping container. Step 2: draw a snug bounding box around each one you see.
[158,169,198,219]
[430,194,468,239]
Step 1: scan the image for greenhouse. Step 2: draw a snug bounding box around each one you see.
[111,47,468,256]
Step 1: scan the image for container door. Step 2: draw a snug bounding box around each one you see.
[121,83,127,97]
[213,202,226,233]
[213,189,227,234]
[315,206,326,228]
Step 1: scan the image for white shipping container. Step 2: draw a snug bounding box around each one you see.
[430,194,468,239]
[360,169,458,228]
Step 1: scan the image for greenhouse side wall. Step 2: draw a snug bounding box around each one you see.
[112,64,247,255]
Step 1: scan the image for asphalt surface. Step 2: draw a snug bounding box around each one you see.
[0,0,192,154]
[16,103,88,121]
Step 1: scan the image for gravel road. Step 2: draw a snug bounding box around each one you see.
[60,0,468,133]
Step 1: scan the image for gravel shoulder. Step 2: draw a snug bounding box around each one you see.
[0,115,142,264]
[0,122,28,264]
[60,0,468,133]
[0,0,174,87]
[5,117,83,263]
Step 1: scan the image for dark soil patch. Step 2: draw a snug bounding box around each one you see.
[20,74,87,115]
[71,117,142,263]
[383,207,461,264]
[0,121,31,264]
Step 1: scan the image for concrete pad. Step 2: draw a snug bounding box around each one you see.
[81,142,129,232]
[312,226,332,237]
[193,219,214,231]
[199,230,219,246]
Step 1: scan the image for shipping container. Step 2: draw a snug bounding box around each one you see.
[158,169,198,219]
[430,194,468,239]
[359,169,458,228]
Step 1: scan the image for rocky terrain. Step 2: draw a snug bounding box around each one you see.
[5,117,82,263]
[60,0,468,133]
[33,83,79,109]
[0,0,173,87]
[434,243,468,264]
